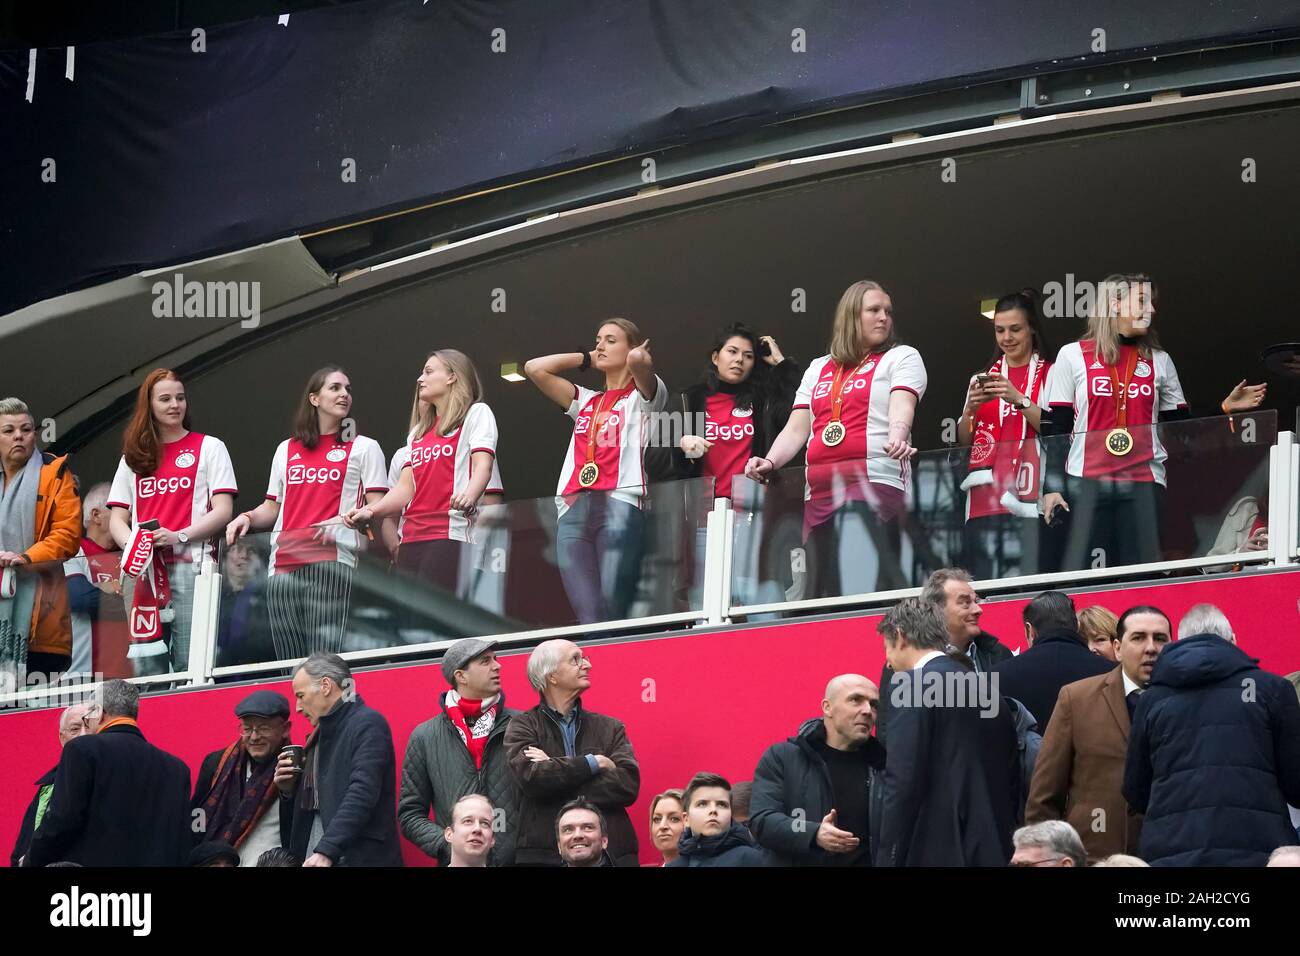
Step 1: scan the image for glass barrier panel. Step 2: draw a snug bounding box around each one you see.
[213,475,715,667]
[726,412,1277,609]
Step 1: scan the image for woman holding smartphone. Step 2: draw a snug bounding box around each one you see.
[225,366,388,660]
[524,318,666,625]
[107,369,238,675]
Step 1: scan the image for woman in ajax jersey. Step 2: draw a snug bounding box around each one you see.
[675,322,800,607]
[344,350,498,596]
[225,366,388,660]
[107,369,238,676]
[379,388,507,609]
[745,280,927,598]
[1041,273,1265,570]
[524,318,667,624]
[956,289,1053,577]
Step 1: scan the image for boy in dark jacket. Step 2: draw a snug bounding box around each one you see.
[668,773,771,867]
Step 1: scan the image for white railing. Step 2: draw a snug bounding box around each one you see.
[3,428,1295,710]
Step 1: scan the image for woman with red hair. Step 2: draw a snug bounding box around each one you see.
[107,369,237,676]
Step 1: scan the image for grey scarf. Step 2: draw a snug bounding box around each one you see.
[0,450,42,556]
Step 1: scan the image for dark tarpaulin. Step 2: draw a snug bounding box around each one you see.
[2,0,1299,316]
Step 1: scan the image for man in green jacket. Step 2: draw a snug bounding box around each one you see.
[399,638,519,865]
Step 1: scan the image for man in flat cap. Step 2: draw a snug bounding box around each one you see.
[191,689,295,867]
[399,637,520,865]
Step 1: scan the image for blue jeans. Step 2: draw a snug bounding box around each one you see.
[557,494,646,625]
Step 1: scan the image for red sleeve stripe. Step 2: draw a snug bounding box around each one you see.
[1048,401,1074,408]
[792,403,810,411]
[365,486,390,493]
[486,487,505,494]
[890,385,920,397]
[212,488,239,495]
[471,447,497,456]
[106,500,129,509]
[265,494,278,502]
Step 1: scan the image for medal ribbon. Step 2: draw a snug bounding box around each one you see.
[1106,347,1139,431]
[584,388,616,469]
[826,361,853,431]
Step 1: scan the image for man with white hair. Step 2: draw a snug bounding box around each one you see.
[1267,845,1300,867]
[9,702,100,866]
[1010,820,1087,867]
[504,639,640,865]
[1177,603,1236,645]
[62,481,127,679]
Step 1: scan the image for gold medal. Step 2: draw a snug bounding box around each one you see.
[578,462,600,487]
[1105,428,1134,456]
[821,421,846,447]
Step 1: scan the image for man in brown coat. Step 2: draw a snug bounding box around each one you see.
[504,639,640,866]
[1025,605,1172,862]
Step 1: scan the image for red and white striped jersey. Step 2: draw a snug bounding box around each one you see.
[793,347,928,494]
[388,439,504,543]
[107,432,238,564]
[556,376,668,517]
[402,402,499,543]
[264,435,387,574]
[1046,341,1187,485]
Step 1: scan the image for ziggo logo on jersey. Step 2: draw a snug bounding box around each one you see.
[1091,379,1154,399]
[574,413,619,436]
[407,445,455,468]
[288,464,344,484]
[812,377,869,400]
[138,476,192,498]
[705,422,755,441]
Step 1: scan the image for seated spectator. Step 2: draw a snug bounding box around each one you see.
[282,653,403,867]
[731,781,753,831]
[992,591,1112,735]
[648,789,686,866]
[1267,846,1300,867]
[1124,608,1300,866]
[400,638,518,865]
[875,598,1018,867]
[556,799,615,868]
[444,794,496,868]
[10,702,100,867]
[256,847,302,867]
[1010,820,1087,867]
[62,481,128,680]
[1027,605,1171,861]
[26,680,191,867]
[750,673,884,866]
[876,568,1013,746]
[505,640,640,866]
[190,841,240,867]
[0,397,81,686]
[215,541,274,668]
[192,690,295,867]
[1077,605,1119,663]
[668,772,769,867]
[1093,854,1149,867]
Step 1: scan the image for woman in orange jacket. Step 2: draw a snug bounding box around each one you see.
[0,397,81,686]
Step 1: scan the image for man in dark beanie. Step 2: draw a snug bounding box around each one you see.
[192,689,295,867]
[399,637,519,864]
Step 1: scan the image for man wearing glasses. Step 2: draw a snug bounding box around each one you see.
[192,690,295,867]
[10,702,101,867]
[1009,820,1088,867]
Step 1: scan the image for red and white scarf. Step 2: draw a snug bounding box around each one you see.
[961,353,1043,518]
[445,690,499,769]
[120,526,172,646]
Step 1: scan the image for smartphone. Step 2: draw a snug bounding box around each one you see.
[757,338,772,359]
[139,519,160,532]
[976,373,993,387]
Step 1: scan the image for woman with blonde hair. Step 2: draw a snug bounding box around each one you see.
[744,280,927,597]
[225,365,388,659]
[1041,274,1263,570]
[647,789,687,866]
[524,318,666,624]
[1076,605,1119,662]
[344,350,498,592]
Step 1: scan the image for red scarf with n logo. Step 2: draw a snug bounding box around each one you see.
[445,692,499,769]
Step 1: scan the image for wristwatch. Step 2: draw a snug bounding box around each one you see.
[1018,395,1033,409]
[177,531,189,545]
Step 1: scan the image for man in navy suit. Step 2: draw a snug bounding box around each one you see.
[26,679,191,867]
[875,597,1019,866]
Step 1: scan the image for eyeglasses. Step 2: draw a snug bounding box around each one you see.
[1009,856,1065,867]
[239,723,283,738]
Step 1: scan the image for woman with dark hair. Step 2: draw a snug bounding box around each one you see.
[956,289,1053,576]
[108,369,238,676]
[745,281,927,598]
[344,350,498,596]
[226,366,387,660]
[524,318,667,625]
[675,323,800,607]
[1042,273,1264,570]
